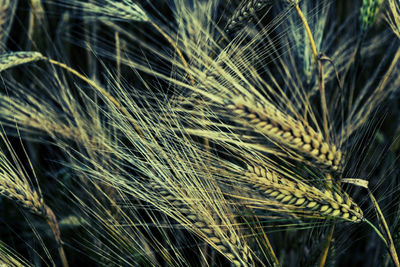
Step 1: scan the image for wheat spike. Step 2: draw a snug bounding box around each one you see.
[151,181,253,267]
[0,150,45,215]
[0,51,43,72]
[224,95,343,171]
[360,0,384,32]
[225,0,272,33]
[0,133,69,267]
[241,165,363,222]
[55,0,149,22]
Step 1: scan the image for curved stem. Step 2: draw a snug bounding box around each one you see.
[295,4,329,141]
[44,204,69,267]
[295,4,318,62]
[368,190,400,267]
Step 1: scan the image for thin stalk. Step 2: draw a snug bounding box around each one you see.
[115,31,121,86]
[364,218,388,245]
[255,216,280,267]
[375,46,400,94]
[41,56,144,138]
[368,190,400,267]
[44,205,69,267]
[295,4,329,140]
[318,60,329,142]
[319,174,335,267]
[295,4,318,62]
[318,225,335,267]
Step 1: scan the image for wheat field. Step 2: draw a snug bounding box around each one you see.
[0,0,400,266]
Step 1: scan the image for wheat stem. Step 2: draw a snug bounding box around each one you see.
[368,189,400,267]
[318,225,335,267]
[44,204,69,267]
[254,215,280,267]
[295,4,329,140]
[295,4,317,62]
[115,31,121,86]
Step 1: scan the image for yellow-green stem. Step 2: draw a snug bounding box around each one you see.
[115,31,121,86]
[368,190,400,267]
[318,225,335,267]
[295,4,329,141]
[44,205,69,267]
[255,216,280,267]
[295,4,318,62]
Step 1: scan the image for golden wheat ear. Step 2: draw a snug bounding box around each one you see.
[0,51,43,72]
[235,165,363,223]
[0,132,69,267]
[225,0,273,33]
[224,95,343,172]
[150,181,254,267]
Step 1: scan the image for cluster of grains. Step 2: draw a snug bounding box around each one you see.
[0,51,43,72]
[360,0,384,31]
[0,174,44,216]
[80,0,149,22]
[244,165,363,222]
[150,182,253,267]
[225,0,272,32]
[225,95,343,171]
[0,135,44,216]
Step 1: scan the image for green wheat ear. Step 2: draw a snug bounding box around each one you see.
[360,0,384,32]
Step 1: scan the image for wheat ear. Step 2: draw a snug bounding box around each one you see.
[360,0,385,32]
[0,134,69,267]
[225,0,272,33]
[225,95,343,171]
[0,51,42,72]
[241,165,363,222]
[151,181,254,267]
